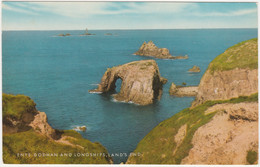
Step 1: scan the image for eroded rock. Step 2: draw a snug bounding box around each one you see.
[169,82,198,96]
[89,60,166,105]
[134,41,188,59]
[182,102,258,164]
[192,69,258,107]
[188,65,200,72]
[30,111,62,140]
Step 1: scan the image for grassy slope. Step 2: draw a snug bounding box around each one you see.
[2,93,37,119]
[2,94,111,164]
[127,93,258,164]
[209,38,258,73]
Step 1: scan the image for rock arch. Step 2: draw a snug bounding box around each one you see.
[89,60,167,105]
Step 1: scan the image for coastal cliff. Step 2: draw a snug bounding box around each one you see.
[3,93,112,164]
[192,38,258,106]
[134,41,188,59]
[126,38,258,164]
[90,60,167,105]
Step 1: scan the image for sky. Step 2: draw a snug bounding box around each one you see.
[2,1,258,30]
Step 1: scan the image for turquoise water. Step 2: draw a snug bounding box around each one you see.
[2,29,257,163]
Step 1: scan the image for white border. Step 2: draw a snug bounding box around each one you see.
[0,0,259,167]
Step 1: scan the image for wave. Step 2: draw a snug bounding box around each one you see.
[89,91,102,94]
[90,83,99,86]
[71,125,87,132]
[112,98,138,105]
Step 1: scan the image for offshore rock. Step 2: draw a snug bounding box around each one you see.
[134,41,188,59]
[188,65,201,72]
[169,82,198,96]
[89,60,166,105]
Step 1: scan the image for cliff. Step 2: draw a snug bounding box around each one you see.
[126,38,258,165]
[126,94,258,164]
[193,38,258,106]
[89,60,167,105]
[134,41,188,59]
[3,93,112,164]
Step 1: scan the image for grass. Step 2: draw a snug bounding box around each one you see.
[3,130,111,164]
[209,38,258,73]
[2,93,37,120]
[246,150,258,164]
[127,93,258,164]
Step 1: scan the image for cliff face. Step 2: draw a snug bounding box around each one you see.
[193,38,258,107]
[2,94,38,134]
[134,41,188,59]
[182,102,258,164]
[90,60,167,105]
[193,69,258,106]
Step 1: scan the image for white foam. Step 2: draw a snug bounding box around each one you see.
[89,91,102,94]
[90,83,99,86]
[72,125,86,132]
[112,98,139,105]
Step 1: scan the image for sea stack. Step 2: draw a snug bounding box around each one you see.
[188,65,200,72]
[89,60,167,105]
[134,41,188,59]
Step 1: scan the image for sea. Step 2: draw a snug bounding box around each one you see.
[2,29,257,163]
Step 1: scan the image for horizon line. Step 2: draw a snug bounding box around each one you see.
[2,27,258,31]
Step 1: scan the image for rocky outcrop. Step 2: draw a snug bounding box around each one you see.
[193,68,258,107]
[30,111,62,140]
[134,41,188,59]
[3,94,38,134]
[74,126,87,132]
[188,65,200,72]
[169,82,198,96]
[57,33,70,37]
[192,38,258,107]
[182,102,258,164]
[90,60,167,105]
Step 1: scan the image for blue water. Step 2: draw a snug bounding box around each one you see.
[2,29,257,163]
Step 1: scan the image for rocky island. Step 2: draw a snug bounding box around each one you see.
[57,33,70,37]
[3,93,112,164]
[134,41,188,59]
[126,38,258,165]
[188,65,200,72]
[169,82,198,96]
[89,60,167,105]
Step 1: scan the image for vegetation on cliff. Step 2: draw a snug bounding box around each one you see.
[2,93,112,164]
[126,93,258,164]
[3,93,37,119]
[193,38,258,106]
[209,38,257,73]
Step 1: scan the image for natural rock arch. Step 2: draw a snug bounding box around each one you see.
[89,60,167,105]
